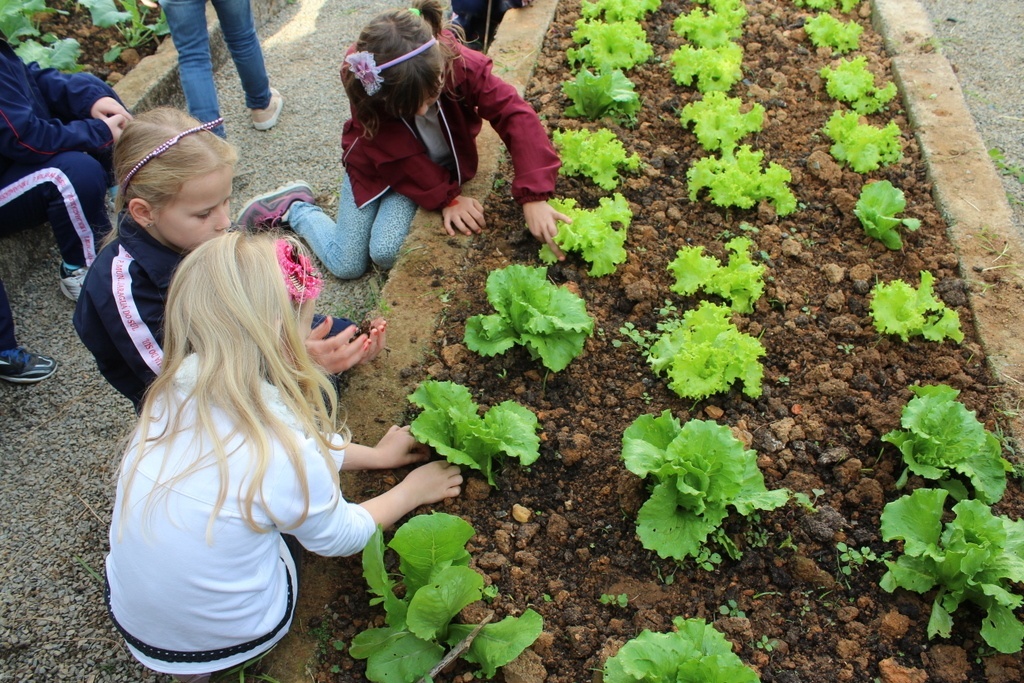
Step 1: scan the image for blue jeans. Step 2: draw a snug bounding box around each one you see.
[289,175,419,280]
[162,0,271,137]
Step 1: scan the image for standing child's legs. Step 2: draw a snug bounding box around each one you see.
[0,152,112,300]
[161,0,224,135]
[210,0,273,111]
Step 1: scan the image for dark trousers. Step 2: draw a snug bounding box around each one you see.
[0,150,113,268]
[0,279,16,351]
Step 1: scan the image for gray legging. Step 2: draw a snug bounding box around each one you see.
[288,174,418,279]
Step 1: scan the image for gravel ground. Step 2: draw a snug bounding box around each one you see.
[0,0,1020,681]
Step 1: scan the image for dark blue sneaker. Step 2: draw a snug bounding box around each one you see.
[0,347,57,384]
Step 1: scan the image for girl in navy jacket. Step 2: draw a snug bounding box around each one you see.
[0,38,129,301]
[74,108,387,409]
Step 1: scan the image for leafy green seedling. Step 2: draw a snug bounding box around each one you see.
[600,593,629,608]
[884,383,1011,504]
[673,5,746,49]
[553,128,641,190]
[679,91,764,156]
[581,0,660,23]
[465,264,595,373]
[541,193,632,276]
[567,18,653,72]
[821,56,898,114]
[880,489,1024,654]
[603,617,761,682]
[869,271,963,343]
[408,380,541,488]
[668,236,766,313]
[854,180,920,249]
[824,110,903,172]
[351,513,543,681]
[805,13,863,54]
[622,411,788,561]
[562,68,641,125]
[687,145,797,216]
[670,42,744,93]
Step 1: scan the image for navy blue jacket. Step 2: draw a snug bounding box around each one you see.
[0,40,119,173]
[74,218,356,409]
[74,217,178,408]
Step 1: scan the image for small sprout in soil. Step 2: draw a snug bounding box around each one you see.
[542,593,553,603]
[754,634,777,652]
[482,584,500,602]
[837,342,855,354]
[989,147,1024,184]
[719,599,745,619]
[694,546,723,572]
[600,593,629,608]
[777,375,791,386]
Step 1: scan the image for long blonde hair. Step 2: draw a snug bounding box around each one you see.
[118,232,348,541]
[106,107,237,246]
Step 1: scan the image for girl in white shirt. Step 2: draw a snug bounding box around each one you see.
[105,231,462,682]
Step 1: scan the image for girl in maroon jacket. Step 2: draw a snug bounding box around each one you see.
[237,0,567,279]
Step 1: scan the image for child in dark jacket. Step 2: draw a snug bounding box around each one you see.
[236,0,568,280]
[74,108,386,409]
[0,38,130,301]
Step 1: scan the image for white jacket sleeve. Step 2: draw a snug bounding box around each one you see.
[262,434,377,557]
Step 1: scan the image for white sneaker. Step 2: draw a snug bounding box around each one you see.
[251,88,283,131]
[59,264,88,301]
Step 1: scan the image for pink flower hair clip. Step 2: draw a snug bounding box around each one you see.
[276,239,323,304]
[344,37,437,96]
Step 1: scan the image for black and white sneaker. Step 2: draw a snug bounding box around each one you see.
[0,347,57,384]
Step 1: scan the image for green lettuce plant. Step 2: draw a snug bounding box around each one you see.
[821,56,898,114]
[669,42,744,93]
[567,18,653,73]
[553,128,641,190]
[603,616,761,682]
[869,271,964,343]
[622,411,788,561]
[880,488,1024,654]
[824,110,903,172]
[687,145,798,216]
[796,0,861,11]
[1,0,82,72]
[668,236,765,313]
[562,68,641,125]
[464,264,595,373]
[351,513,544,681]
[884,384,1011,504]
[79,0,169,62]
[647,301,765,400]
[581,0,661,22]
[854,180,920,249]
[408,380,540,487]
[672,6,746,49]
[805,13,863,54]
[541,193,632,276]
[679,91,765,157]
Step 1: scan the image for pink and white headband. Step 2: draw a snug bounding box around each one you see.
[345,37,437,96]
[121,118,223,192]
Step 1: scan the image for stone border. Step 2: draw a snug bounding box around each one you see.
[0,0,289,286]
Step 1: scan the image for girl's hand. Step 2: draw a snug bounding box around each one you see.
[523,200,569,261]
[374,425,430,469]
[363,318,388,363]
[441,196,485,236]
[305,317,372,374]
[400,461,463,506]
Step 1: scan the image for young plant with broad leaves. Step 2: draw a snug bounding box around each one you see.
[880,488,1024,654]
[672,4,746,49]
[824,110,903,172]
[540,193,632,276]
[464,264,595,373]
[669,42,744,93]
[0,0,82,71]
[603,616,761,682]
[408,380,541,488]
[567,18,653,73]
[622,411,789,562]
[350,513,544,681]
[883,384,1011,504]
[855,180,920,249]
[667,236,766,313]
[79,0,169,62]
[821,56,898,115]
[646,301,765,400]
[561,68,641,125]
[553,128,641,191]
[869,271,964,343]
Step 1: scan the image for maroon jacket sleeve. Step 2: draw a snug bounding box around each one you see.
[454,45,560,204]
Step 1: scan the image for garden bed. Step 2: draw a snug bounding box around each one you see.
[301,0,1024,681]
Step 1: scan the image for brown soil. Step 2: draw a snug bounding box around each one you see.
[34,0,163,83]
[293,1,1024,681]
